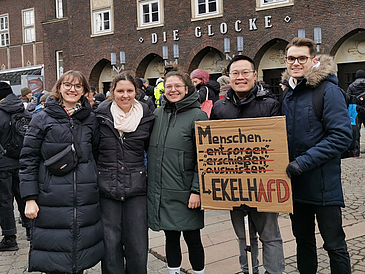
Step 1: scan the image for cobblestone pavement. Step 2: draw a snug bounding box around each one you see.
[1,154,365,273]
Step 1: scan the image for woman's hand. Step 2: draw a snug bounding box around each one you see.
[188,193,201,209]
[25,200,39,219]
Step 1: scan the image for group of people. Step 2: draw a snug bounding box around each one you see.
[0,36,354,274]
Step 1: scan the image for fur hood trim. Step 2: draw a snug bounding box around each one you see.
[281,54,337,88]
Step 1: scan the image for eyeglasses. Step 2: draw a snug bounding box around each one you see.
[165,84,186,91]
[62,82,84,91]
[229,70,255,78]
[285,56,312,64]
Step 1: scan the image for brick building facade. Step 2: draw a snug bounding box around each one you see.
[1,0,365,96]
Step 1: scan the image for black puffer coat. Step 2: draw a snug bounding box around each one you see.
[19,97,103,273]
[347,77,365,117]
[197,80,220,104]
[95,100,154,201]
[211,84,281,119]
[0,93,24,170]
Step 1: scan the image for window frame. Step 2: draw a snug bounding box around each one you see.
[191,0,222,21]
[56,50,64,79]
[137,0,164,29]
[0,14,9,47]
[56,0,63,19]
[93,9,111,34]
[256,0,293,10]
[196,0,218,17]
[23,9,35,43]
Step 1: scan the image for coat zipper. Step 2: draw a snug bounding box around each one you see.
[70,117,78,273]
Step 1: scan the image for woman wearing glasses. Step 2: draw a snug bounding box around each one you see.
[147,70,208,274]
[95,72,154,274]
[19,70,103,274]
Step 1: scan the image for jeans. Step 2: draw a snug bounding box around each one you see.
[100,195,148,274]
[230,209,285,274]
[290,203,351,274]
[0,169,31,236]
[164,229,205,271]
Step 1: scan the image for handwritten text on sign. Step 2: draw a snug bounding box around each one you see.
[195,116,293,213]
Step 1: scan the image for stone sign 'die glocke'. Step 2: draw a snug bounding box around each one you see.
[195,116,293,213]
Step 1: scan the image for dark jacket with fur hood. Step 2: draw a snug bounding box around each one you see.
[281,54,352,206]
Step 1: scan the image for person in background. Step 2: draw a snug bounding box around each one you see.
[347,69,365,154]
[190,69,220,104]
[141,78,155,99]
[95,72,154,274]
[135,77,156,113]
[154,77,164,107]
[147,70,208,274]
[281,37,352,274]
[86,86,97,110]
[216,75,230,99]
[106,91,112,101]
[93,93,106,110]
[20,87,32,108]
[0,82,32,251]
[90,85,98,94]
[211,55,285,274]
[20,70,103,274]
[32,91,51,115]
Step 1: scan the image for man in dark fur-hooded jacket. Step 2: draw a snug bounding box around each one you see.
[281,37,352,274]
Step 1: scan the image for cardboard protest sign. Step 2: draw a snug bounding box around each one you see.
[195,116,292,213]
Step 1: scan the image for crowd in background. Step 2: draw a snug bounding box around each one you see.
[0,36,363,274]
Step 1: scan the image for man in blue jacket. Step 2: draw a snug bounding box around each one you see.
[281,37,352,274]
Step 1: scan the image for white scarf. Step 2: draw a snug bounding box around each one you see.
[110,100,143,135]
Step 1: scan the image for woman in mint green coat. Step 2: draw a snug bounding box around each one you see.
[147,70,208,274]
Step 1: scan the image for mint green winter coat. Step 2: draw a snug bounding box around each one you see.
[147,91,208,231]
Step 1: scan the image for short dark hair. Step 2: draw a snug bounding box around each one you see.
[285,37,316,57]
[227,55,255,72]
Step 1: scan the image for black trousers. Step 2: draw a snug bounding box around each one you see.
[164,229,204,271]
[100,196,148,274]
[290,203,351,274]
[0,169,31,236]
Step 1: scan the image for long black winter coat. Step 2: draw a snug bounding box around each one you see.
[0,93,24,171]
[19,97,103,273]
[95,100,154,201]
[211,84,281,119]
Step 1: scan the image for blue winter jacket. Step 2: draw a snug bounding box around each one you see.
[281,55,352,206]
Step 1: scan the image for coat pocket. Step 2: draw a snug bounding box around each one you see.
[130,169,147,196]
[98,167,113,197]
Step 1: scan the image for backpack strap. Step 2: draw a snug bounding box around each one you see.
[312,80,328,122]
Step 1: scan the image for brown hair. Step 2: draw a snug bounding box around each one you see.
[164,70,195,96]
[285,37,317,57]
[109,72,140,99]
[50,70,90,103]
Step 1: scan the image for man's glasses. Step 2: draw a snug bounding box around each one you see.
[62,82,83,91]
[285,56,312,64]
[229,70,255,78]
[165,84,186,91]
